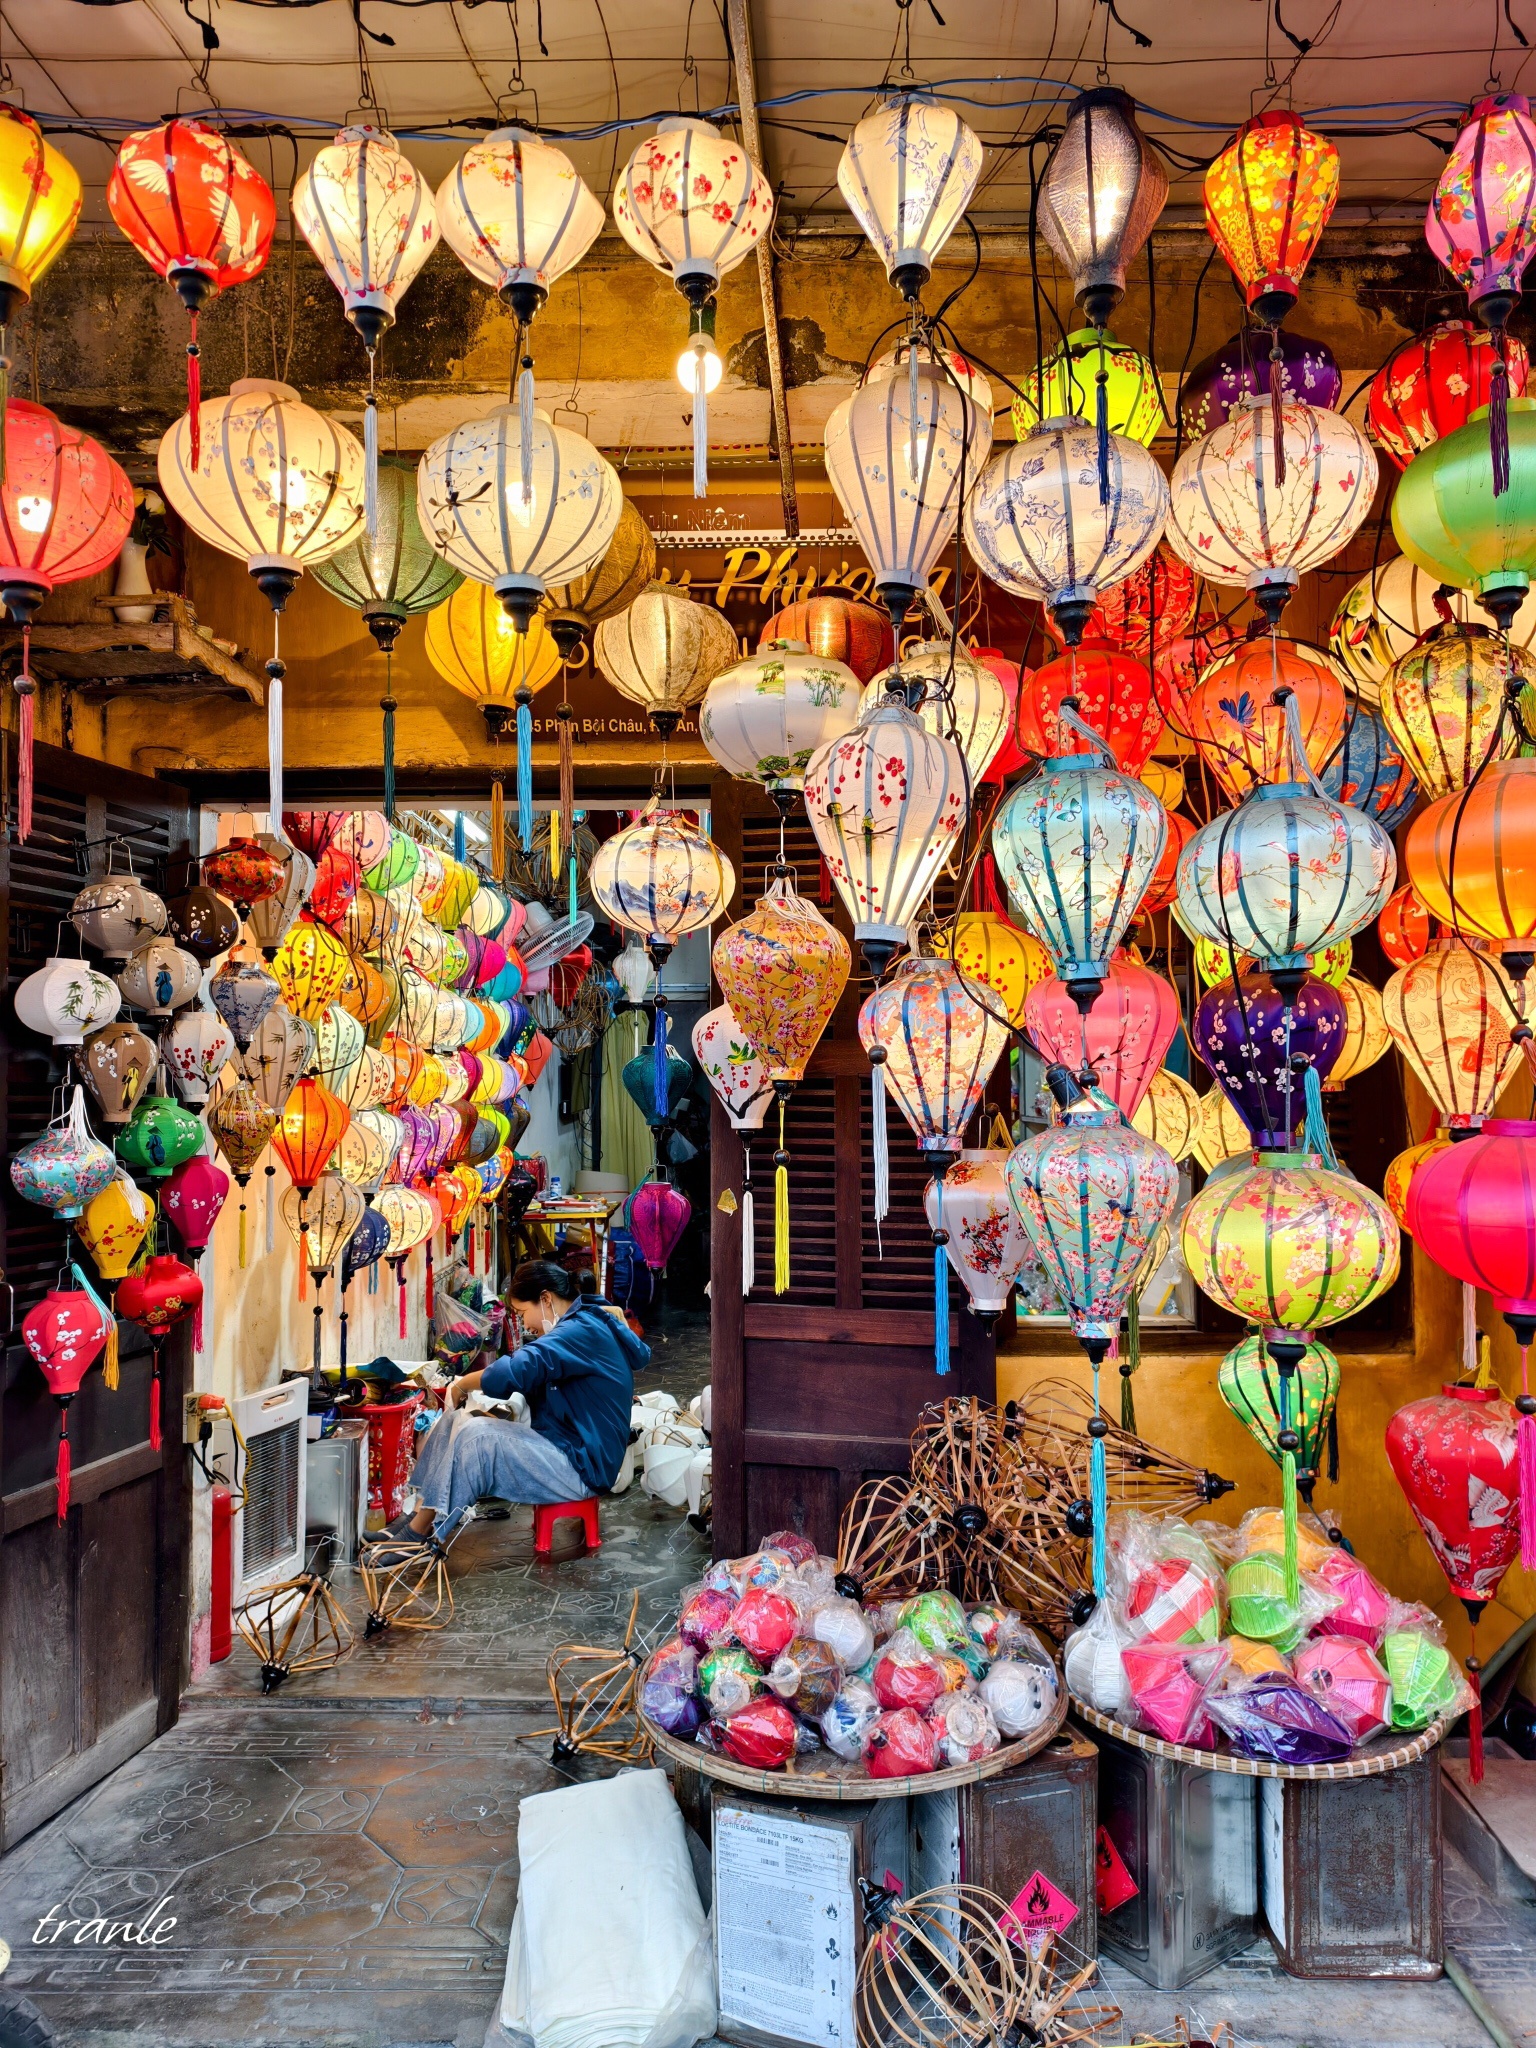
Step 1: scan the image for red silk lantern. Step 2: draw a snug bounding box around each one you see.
[0,402,134,839]
[107,119,275,464]
[971,649,1029,783]
[1138,809,1195,919]
[520,1030,554,1088]
[161,1152,230,1262]
[22,1271,112,1519]
[203,837,286,913]
[1379,884,1433,968]
[1023,956,1179,1117]
[1042,545,1198,664]
[307,845,360,929]
[1015,640,1163,775]
[1368,319,1530,468]
[282,811,350,860]
[1385,1382,1522,1778]
[758,595,894,682]
[1183,637,1346,799]
[117,1252,203,1451]
[549,945,593,1008]
[271,1076,350,1195]
[628,1178,691,1271]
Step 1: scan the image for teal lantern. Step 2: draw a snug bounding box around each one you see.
[1217,1329,1340,1502]
[1391,396,1536,630]
[623,1040,692,1129]
[1011,328,1164,446]
[115,1092,205,1181]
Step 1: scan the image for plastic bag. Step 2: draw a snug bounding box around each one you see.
[820,1677,881,1761]
[812,1596,876,1672]
[1063,1600,1138,1720]
[1206,1671,1354,1764]
[787,1557,837,1624]
[699,1645,764,1719]
[678,1584,735,1652]
[1314,1546,1391,1647]
[928,1690,1001,1766]
[729,1589,800,1664]
[431,1275,500,1362]
[1226,1633,1288,1680]
[735,1548,797,1593]
[896,1590,972,1657]
[1292,1635,1393,1741]
[866,1706,939,1779]
[872,1628,948,1715]
[699,1557,742,1598]
[979,1655,1059,1738]
[1382,1625,1470,1729]
[766,1636,843,1719]
[1121,1639,1230,1746]
[966,1604,1008,1658]
[1119,1516,1224,1646]
[759,1528,819,1567]
[1237,1506,1334,1573]
[722,1697,797,1770]
[1225,1554,1337,1648]
[642,1642,707,1740]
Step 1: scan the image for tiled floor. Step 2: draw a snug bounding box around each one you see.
[3,1307,1536,2048]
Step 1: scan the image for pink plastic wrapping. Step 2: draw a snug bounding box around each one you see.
[1120,1639,1230,1745]
[1314,1547,1392,1647]
[678,1584,735,1651]
[1292,1635,1393,1740]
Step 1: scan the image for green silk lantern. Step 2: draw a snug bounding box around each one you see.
[1217,1329,1340,1502]
[1011,328,1164,446]
[622,1040,692,1130]
[1392,396,1536,628]
[363,830,420,894]
[115,1092,205,1181]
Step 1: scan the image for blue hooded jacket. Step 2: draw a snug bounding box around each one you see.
[480,1294,649,1492]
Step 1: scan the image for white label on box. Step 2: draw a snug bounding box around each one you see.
[1260,1775,1285,1944]
[715,1805,856,2048]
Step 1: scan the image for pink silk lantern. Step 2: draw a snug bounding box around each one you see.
[1023,957,1179,1116]
[307,846,360,928]
[161,1152,230,1262]
[476,938,508,987]
[22,1269,113,1519]
[629,1179,691,1272]
[1292,1636,1392,1740]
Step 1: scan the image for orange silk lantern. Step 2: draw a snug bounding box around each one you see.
[1379,884,1433,968]
[1043,544,1199,664]
[1382,942,1525,1127]
[758,595,894,682]
[1183,637,1347,799]
[1138,808,1195,919]
[270,1075,349,1196]
[1405,759,1536,972]
[1203,112,1339,326]
[1015,640,1163,774]
[1385,1134,1453,1231]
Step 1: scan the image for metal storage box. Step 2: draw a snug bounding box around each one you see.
[1260,1752,1443,1977]
[305,1418,369,1564]
[1093,1721,1258,1989]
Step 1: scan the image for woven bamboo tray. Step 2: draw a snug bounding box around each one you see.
[640,1651,1070,1800]
[1070,1698,1449,1780]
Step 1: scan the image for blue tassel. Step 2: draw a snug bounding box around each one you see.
[653,996,669,1123]
[453,810,466,862]
[1302,1063,1338,1170]
[1091,1364,1109,1599]
[568,850,578,926]
[934,1237,951,1375]
[516,695,534,852]
[381,690,396,823]
[1095,361,1110,508]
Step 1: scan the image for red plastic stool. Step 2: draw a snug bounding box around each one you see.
[532,1497,602,1556]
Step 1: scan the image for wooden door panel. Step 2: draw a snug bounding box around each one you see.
[80,1475,159,1738]
[1,1516,77,1787]
[744,1465,841,1555]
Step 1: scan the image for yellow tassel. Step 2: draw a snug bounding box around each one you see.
[550,804,561,876]
[490,779,505,883]
[774,1101,790,1295]
[239,1203,247,1269]
[1476,1331,1495,1388]
[103,1319,119,1392]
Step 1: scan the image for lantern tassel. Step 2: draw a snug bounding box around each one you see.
[932,1176,950,1378]
[398,1265,407,1340]
[16,650,34,844]
[339,1303,349,1375]
[0,335,9,484]
[692,375,708,499]
[741,1148,755,1297]
[1469,1632,1485,1785]
[569,852,578,928]
[1281,1445,1300,1606]
[490,777,505,883]
[312,1302,323,1380]
[425,1241,435,1321]
[518,356,536,507]
[382,671,397,824]
[1122,1290,1140,1432]
[818,854,833,907]
[238,1200,248,1270]
[187,312,201,469]
[516,693,534,853]
[653,995,669,1123]
[1518,1347,1536,1572]
[1269,329,1286,487]
[56,1419,71,1524]
[774,1101,790,1296]
[1327,1406,1339,1484]
[103,1316,119,1391]
[1491,338,1512,499]
[1091,1363,1108,1600]
[453,808,467,863]
[266,655,285,838]
[871,1054,890,1242]
[149,1358,162,1453]
[1095,349,1110,507]
[1302,1064,1338,1169]
[266,1165,276,1255]
[364,379,380,541]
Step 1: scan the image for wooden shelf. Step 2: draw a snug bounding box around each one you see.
[1,594,265,704]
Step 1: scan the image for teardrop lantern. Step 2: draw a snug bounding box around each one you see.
[1203,112,1339,326]
[924,1145,1034,1319]
[1024,956,1180,1118]
[161,1152,229,1262]
[22,1267,112,1520]
[164,1007,236,1106]
[76,1019,156,1126]
[116,1252,202,1450]
[271,1076,350,1199]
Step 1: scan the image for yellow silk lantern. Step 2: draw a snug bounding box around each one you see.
[1381,941,1523,1126]
[1380,625,1530,800]
[1140,759,1185,810]
[1131,1066,1202,1162]
[1385,1134,1453,1232]
[275,918,351,1022]
[936,910,1052,1029]
[437,861,478,934]
[1323,976,1390,1091]
[1191,1086,1251,1170]
[1405,758,1536,960]
[77,1170,154,1280]
[439,930,470,990]
[0,107,83,330]
[424,579,563,732]
[711,876,850,1085]
[407,1051,449,1108]
[1193,936,1255,988]
[1311,938,1352,988]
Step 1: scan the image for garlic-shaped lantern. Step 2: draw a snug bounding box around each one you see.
[587,802,735,967]
[860,640,1010,785]
[12,1086,117,1218]
[210,947,282,1053]
[116,937,203,1018]
[837,90,983,301]
[15,955,121,1047]
[69,874,167,960]
[164,1006,236,1106]
[76,1019,156,1125]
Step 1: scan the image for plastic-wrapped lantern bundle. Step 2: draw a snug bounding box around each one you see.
[978,1656,1059,1737]
[895,1589,972,1658]
[1292,1636,1393,1741]
[1126,1551,1222,1646]
[866,1706,938,1779]
[1120,1639,1229,1746]
[872,1629,948,1714]
[698,1644,765,1719]
[730,1588,799,1664]
[1206,1672,1354,1765]
[766,1637,843,1719]
[1225,1552,1306,1645]
[928,1692,1000,1766]
[812,1597,875,1671]
[820,1678,881,1760]
[1315,1548,1392,1646]
[1383,1625,1465,1729]
[640,1640,705,1739]
[678,1584,735,1651]
[1064,1601,1138,1719]
[722,1697,798,1770]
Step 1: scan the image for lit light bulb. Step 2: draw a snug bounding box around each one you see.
[677,332,722,397]
[503,479,538,526]
[15,494,52,532]
[266,466,309,509]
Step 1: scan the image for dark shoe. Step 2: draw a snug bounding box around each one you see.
[369,1514,432,1545]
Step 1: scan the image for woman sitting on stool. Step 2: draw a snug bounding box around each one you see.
[379,1260,648,1543]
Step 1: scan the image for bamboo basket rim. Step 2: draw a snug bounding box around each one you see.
[1070,1700,1449,1779]
[639,1650,1069,1799]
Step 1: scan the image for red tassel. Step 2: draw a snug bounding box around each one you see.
[149,1361,162,1453]
[16,666,34,845]
[1518,1348,1536,1571]
[466,1229,476,1277]
[1468,1647,1485,1784]
[188,313,201,470]
[1491,339,1511,499]
[398,1271,407,1340]
[425,1243,435,1321]
[193,1301,203,1354]
[818,854,832,908]
[55,1423,71,1523]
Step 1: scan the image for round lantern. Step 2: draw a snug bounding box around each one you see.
[271,1076,349,1198]
[0,400,133,625]
[1193,1086,1251,1169]
[1381,624,1528,800]
[1203,112,1338,324]
[1319,700,1420,830]
[437,124,603,324]
[1370,319,1529,468]
[804,696,966,975]
[69,874,167,961]
[203,835,287,913]
[210,950,282,1053]
[307,846,360,932]
[1012,329,1163,446]
[1385,1134,1454,1231]
[1182,638,1347,801]
[924,1149,1032,1318]
[115,1090,204,1183]
[702,639,862,796]
[161,1152,229,1261]
[1038,86,1167,325]
[1014,640,1162,775]
[758,596,893,682]
[274,919,352,1022]
[691,1005,772,1132]
[1219,1331,1340,1501]
[11,1086,116,1219]
[712,876,849,1089]
[1025,957,1180,1118]
[293,124,436,352]
[823,357,990,630]
[164,1007,235,1106]
[115,938,202,1019]
[992,737,1167,1004]
[1323,976,1391,1091]
[594,585,738,737]
[207,1077,278,1261]
[0,104,82,329]
[861,640,1010,785]
[1131,1065,1202,1162]
[1179,327,1341,441]
[312,457,461,657]
[1382,943,1521,1128]
[627,1177,692,1272]
[1167,398,1376,622]
[1407,1118,1536,1340]
[77,1168,154,1283]
[836,89,982,299]
[858,957,1011,1159]
[76,1019,155,1127]
[1331,553,1536,703]
[166,885,241,964]
[965,421,1169,646]
[1391,398,1536,628]
[15,955,119,1048]
[417,406,620,633]
[936,911,1052,1031]
[116,1253,202,1444]
[1193,971,1346,1148]
[588,802,734,966]
[541,498,656,658]
[1405,757,1536,969]
[22,1267,112,1520]
[1380,884,1434,968]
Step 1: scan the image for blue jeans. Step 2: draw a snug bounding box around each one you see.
[410,1409,588,1525]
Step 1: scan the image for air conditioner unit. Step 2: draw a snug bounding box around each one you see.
[231,1381,308,1600]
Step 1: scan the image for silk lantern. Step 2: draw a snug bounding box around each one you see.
[588,802,734,969]
[1203,112,1338,325]
[116,1252,202,1449]
[203,835,286,913]
[702,639,862,798]
[1025,957,1180,1117]
[1320,700,1420,830]
[313,456,462,663]
[1383,942,1521,1126]
[1041,543,1199,666]
[1192,972,1346,1148]
[1131,1065,1202,1163]
[275,918,352,1022]
[77,1165,153,1351]
[1381,624,1528,800]
[937,911,1051,1030]
[804,694,966,976]
[1370,319,1529,467]
[208,1076,279,1266]
[1405,758,1536,975]
[0,104,82,335]
[1324,977,1391,1091]
[861,641,1010,785]
[759,596,894,683]
[1179,328,1341,441]
[161,1152,229,1267]
[376,1184,439,1338]
[22,1268,112,1519]
[14,955,119,1048]
[1015,641,1162,775]
[594,584,738,738]
[1039,86,1168,326]
[1386,1134,1453,1231]
[1219,1331,1340,1504]
[115,938,202,1020]
[1380,885,1433,968]
[69,873,167,961]
[77,1019,156,1127]
[114,1090,204,1183]
[1332,553,1536,703]
[1385,1382,1523,1777]
[691,1004,771,1131]
[242,1001,314,1114]
[280,1172,365,1371]
[271,1076,349,1199]
[1012,330,1163,448]
[1183,638,1347,800]
[165,1007,235,1106]
[166,884,240,963]
[1391,397,1536,628]
[437,124,603,352]
[627,1177,692,1272]
[924,1149,1032,1319]
[837,89,982,300]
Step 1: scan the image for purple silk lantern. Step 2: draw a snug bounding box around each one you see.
[425,1101,462,1177]
[456,931,486,991]
[1193,973,1347,1149]
[628,1179,692,1272]
[1179,328,1342,441]
[395,1105,437,1187]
